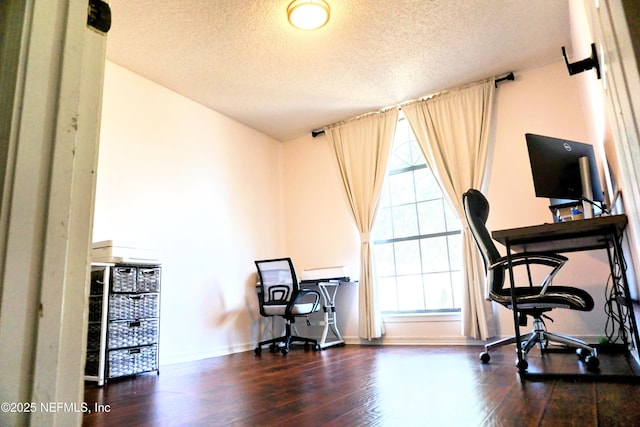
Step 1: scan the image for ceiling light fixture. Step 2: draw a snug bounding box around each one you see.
[287,0,330,31]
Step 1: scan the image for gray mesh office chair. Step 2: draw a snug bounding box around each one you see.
[254,258,321,355]
[462,189,599,370]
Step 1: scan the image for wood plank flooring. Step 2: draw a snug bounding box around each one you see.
[83,345,640,427]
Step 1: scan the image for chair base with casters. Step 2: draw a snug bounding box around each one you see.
[479,309,599,370]
[254,319,321,355]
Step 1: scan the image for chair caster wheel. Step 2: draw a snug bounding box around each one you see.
[254,347,262,355]
[479,352,490,363]
[577,348,599,369]
[314,344,321,351]
[516,358,528,370]
[269,344,277,353]
[281,347,289,355]
[585,355,600,370]
[576,348,589,361]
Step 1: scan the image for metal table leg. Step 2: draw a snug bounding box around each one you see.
[316,282,345,348]
[506,241,526,373]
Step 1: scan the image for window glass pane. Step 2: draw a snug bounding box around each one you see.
[378,181,390,208]
[451,271,463,309]
[423,272,454,309]
[417,200,446,235]
[388,171,416,205]
[414,167,440,201]
[374,207,393,241]
[420,236,450,273]
[388,119,422,170]
[378,276,399,312]
[374,243,396,276]
[394,240,421,275]
[396,274,425,311]
[444,200,462,231]
[447,234,463,270]
[389,139,413,170]
[392,204,418,238]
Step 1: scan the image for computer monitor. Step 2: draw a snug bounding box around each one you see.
[525,133,604,203]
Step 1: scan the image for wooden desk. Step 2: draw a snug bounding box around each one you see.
[492,214,639,378]
[493,215,627,253]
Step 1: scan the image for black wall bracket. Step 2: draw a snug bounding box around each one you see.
[562,43,601,79]
[88,0,111,34]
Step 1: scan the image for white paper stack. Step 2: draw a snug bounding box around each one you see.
[301,265,350,282]
[92,240,160,264]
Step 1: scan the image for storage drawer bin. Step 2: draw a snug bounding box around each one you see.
[88,296,103,322]
[137,267,161,292]
[108,293,159,320]
[85,350,99,376]
[85,262,161,385]
[90,270,106,295]
[86,322,103,350]
[108,345,158,378]
[108,319,159,349]
[111,266,137,292]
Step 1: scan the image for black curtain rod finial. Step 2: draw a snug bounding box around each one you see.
[495,72,514,87]
[311,129,325,138]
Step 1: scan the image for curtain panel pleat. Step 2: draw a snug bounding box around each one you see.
[402,79,497,339]
[325,109,398,340]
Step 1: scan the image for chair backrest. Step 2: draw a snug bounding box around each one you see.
[462,189,504,297]
[254,258,299,313]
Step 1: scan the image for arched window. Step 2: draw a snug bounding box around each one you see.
[373,116,462,313]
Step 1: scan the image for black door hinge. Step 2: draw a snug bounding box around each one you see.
[88,0,111,33]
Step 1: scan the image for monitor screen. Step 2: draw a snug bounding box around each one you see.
[525,133,604,202]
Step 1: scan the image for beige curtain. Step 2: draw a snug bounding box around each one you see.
[402,79,496,339]
[325,109,398,340]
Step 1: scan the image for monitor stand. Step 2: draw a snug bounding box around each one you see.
[579,156,593,219]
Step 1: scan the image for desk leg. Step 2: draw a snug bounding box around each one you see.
[506,241,526,373]
[317,283,345,348]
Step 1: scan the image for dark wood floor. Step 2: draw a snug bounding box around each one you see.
[83,344,640,427]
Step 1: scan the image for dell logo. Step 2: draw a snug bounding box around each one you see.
[563,142,572,152]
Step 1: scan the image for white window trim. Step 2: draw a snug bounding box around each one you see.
[383,311,461,323]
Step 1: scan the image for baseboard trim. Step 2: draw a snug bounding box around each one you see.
[343,336,483,346]
[343,334,604,347]
[160,343,254,366]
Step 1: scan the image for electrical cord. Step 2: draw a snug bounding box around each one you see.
[602,233,632,344]
[580,197,611,215]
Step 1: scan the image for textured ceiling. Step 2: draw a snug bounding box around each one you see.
[105,0,571,141]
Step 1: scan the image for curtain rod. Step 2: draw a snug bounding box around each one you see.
[311,71,515,138]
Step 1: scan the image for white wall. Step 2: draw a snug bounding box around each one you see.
[284,61,613,344]
[94,61,284,364]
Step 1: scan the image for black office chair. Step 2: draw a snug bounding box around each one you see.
[254,257,322,355]
[462,189,599,370]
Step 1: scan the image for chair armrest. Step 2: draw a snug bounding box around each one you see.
[489,252,568,294]
[490,252,568,269]
[287,288,321,315]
